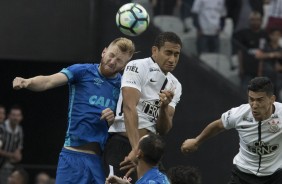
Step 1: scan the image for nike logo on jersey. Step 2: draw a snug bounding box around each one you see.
[150,79,157,82]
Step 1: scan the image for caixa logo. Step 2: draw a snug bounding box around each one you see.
[89,95,116,110]
[248,141,279,155]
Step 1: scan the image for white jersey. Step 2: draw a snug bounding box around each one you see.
[109,57,182,133]
[221,102,282,176]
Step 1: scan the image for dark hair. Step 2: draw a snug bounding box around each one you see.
[167,165,201,184]
[9,104,23,114]
[139,133,165,165]
[0,104,5,109]
[268,27,281,35]
[153,32,182,49]
[247,77,274,96]
[10,167,29,184]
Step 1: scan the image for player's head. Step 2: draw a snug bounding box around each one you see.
[249,11,262,30]
[8,105,23,127]
[100,37,135,77]
[137,133,165,166]
[0,104,6,124]
[247,77,275,121]
[167,165,201,184]
[35,172,51,184]
[152,32,182,74]
[7,167,29,184]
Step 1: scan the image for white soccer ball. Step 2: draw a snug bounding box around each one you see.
[116,3,150,36]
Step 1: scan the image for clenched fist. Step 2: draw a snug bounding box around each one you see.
[13,77,29,90]
[181,138,199,154]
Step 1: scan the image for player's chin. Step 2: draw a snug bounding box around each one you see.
[166,65,175,71]
[104,69,116,77]
[164,68,174,73]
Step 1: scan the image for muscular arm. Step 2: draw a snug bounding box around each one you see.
[181,119,226,153]
[156,104,174,135]
[13,73,68,91]
[122,87,141,151]
[156,90,175,135]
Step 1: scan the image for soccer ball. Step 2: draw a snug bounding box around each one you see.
[116,3,150,36]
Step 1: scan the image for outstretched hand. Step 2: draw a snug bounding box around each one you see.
[181,138,199,154]
[100,108,115,126]
[120,150,137,178]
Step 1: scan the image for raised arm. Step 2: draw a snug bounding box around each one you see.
[122,87,141,151]
[156,90,175,135]
[181,119,226,153]
[13,73,68,91]
[119,86,141,176]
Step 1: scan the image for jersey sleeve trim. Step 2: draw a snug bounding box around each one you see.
[60,68,73,81]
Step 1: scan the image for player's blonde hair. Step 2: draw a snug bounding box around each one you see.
[110,37,135,57]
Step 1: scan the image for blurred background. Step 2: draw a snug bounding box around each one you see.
[0,0,281,183]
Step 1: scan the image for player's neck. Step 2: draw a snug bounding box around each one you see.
[136,161,155,179]
[98,65,117,78]
[258,104,275,121]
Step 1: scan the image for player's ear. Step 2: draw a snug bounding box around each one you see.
[136,149,143,159]
[271,95,276,103]
[152,46,158,56]
[101,47,107,57]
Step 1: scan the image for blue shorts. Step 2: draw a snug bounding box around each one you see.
[56,148,105,184]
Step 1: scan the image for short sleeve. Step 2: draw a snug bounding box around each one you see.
[169,82,182,109]
[221,106,244,129]
[121,60,146,91]
[60,64,90,83]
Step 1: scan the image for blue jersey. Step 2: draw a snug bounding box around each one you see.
[60,63,121,149]
[136,167,170,184]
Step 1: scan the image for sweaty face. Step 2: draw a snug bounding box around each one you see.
[248,91,275,121]
[152,42,181,74]
[100,45,131,77]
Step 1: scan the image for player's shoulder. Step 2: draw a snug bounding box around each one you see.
[128,57,153,66]
[228,103,250,116]
[67,63,96,70]
[167,72,181,86]
[274,102,282,113]
[125,57,154,74]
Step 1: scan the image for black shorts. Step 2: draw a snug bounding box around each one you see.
[103,133,138,182]
[228,165,282,184]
